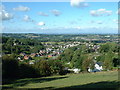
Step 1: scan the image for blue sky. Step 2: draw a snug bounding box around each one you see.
[1,1,118,34]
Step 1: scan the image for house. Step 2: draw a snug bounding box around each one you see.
[87,62,103,72]
[92,62,103,72]
[24,55,29,60]
[73,68,81,73]
[95,63,103,70]
[68,68,81,74]
[48,55,53,58]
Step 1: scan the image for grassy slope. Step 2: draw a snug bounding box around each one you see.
[2,71,119,89]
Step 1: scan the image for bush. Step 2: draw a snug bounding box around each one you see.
[48,60,65,75]
[34,60,51,76]
[2,55,19,79]
[59,70,67,75]
[19,64,38,78]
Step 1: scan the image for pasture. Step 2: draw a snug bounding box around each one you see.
[2,71,119,89]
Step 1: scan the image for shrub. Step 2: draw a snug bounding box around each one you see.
[48,60,65,75]
[19,63,38,78]
[2,55,19,79]
[34,60,51,76]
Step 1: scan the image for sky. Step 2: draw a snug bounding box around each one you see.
[1,1,119,34]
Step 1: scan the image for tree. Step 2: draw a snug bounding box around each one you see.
[99,43,110,53]
[60,48,74,62]
[34,60,51,76]
[81,55,93,72]
[2,55,19,79]
[103,51,114,70]
[113,58,120,67]
[31,45,45,53]
[19,63,38,78]
[48,60,65,75]
[71,49,82,68]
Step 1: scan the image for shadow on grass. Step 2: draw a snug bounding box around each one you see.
[3,81,119,90]
[2,76,68,89]
[27,81,120,90]
[55,81,120,90]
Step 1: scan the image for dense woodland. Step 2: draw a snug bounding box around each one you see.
[2,37,45,54]
[1,34,119,82]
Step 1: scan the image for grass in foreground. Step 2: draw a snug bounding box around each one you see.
[2,71,119,89]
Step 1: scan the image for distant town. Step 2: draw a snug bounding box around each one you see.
[2,34,119,62]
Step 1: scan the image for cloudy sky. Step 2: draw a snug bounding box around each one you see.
[1,0,118,34]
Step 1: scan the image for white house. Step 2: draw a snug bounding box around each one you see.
[68,68,81,74]
[73,68,81,73]
[88,62,103,72]
[95,63,103,71]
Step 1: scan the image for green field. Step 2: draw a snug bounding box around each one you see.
[2,71,119,89]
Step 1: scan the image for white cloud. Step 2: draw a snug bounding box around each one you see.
[90,9,112,17]
[38,21,45,26]
[0,10,13,20]
[13,5,30,12]
[38,12,49,16]
[50,9,61,16]
[0,5,13,21]
[70,0,88,8]
[23,15,31,22]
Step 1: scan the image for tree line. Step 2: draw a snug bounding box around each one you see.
[2,54,66,83]
[2,37,45,54]
[58,42,119,71]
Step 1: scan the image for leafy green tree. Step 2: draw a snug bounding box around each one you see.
[31,45,45,53]
[2,55,19,79]
[113,58,120,67]
[60,48,74,62]
[99,43,110,53]
[96,55,105,62]
[103,51,114,70]
[99,42,118,53]
[19,64,38,78]
[48,60,64,74]
[81,55,93,71]
[80,45,88,54]
[34,60,51,76]
[71,49,82,68]
[109,42,118,52]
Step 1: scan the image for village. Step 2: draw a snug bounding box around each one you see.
[17,42,99,61]
[2,34,119,74]
[18,42,81,61]
[16,41,103,73]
